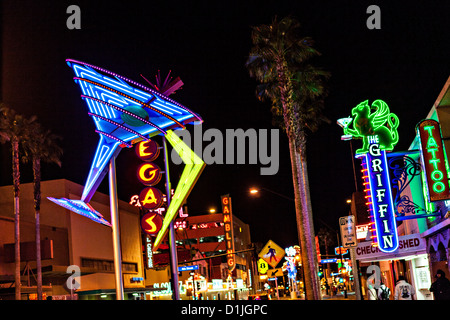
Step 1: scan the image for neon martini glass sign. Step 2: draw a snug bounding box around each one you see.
[48,59,204,234]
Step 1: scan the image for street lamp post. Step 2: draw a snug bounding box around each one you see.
[109,155,124,300]
[163,136,180,300]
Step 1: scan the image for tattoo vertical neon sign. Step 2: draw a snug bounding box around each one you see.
[417,119,450,202]
[365,135,399,253]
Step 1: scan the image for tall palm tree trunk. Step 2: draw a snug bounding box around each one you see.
[33,157,42,300]
[294,144,321,299]
[276,61,321,300]
[286,136,320,299]
[12,137,21,300]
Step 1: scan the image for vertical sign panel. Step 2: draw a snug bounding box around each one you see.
[339,215,357,247]
[221,195,235,272]
[417,119,450,202]
[145,235,154,269]
[365,135,399,253]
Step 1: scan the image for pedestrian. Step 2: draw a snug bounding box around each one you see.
[430,269,450,300]
[394,276,415,300]
[377,279,391,300]
[367,283,378,300]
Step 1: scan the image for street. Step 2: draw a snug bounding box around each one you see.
[278,291,356,300]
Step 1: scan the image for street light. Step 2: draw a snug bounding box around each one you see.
[209,208,216,213]
[249,186,294,201]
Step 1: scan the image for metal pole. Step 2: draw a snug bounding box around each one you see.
[163,136,180,300]
[275,277,279,300]
[349,140,359,192]
[109,156,124,300]
[336,233,348,298]
[350,247,362,300]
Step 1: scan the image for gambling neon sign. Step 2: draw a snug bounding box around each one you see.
[417,119,450,202]
[221,195,235,272]
[364,135,399,253]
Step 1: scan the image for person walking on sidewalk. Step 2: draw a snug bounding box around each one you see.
[377,279,391,300]
[394,276,415,300]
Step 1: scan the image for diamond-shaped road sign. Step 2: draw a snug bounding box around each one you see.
[258,240,285,268]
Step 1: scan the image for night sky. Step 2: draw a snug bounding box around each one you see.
[1,1,449,248]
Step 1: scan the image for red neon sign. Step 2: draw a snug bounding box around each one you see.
[141,212,163,236]
[137,162,162,186]
[136,139,160,162]
[221,195,235,272]
[139,187,164,210]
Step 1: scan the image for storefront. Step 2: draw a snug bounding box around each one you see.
[355,233,432,299]
[146,277,249,300]
[341,78,450,300]
[421,218,450,283]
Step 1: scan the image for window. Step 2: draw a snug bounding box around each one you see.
[199,236,222,243]
[81,258,138,273]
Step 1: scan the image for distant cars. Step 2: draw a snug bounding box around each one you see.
[247,294,270,300]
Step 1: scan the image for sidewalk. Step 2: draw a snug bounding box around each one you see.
[322,291,356,300]
[278,291,356,300]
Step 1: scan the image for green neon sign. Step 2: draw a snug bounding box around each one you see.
[153,130,206,250]
[417,119,450,202]
[339,99,399,154]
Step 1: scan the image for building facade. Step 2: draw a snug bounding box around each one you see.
[143,210,254,300]
[0,179,145,300]
[352,76,450,300]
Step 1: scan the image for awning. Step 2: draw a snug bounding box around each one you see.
[77,287,159,296]
[355,233,427,263]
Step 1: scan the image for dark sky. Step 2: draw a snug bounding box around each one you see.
[1,0,449,248]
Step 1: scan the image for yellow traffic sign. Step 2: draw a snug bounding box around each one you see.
[258,240,285,268]
[266,268,284,278]
[257,258,269,274]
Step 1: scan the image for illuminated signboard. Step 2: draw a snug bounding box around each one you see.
[356,224,370,240]
[153,130,205,250]
[141,212,163,236]
[335,246,349,255]
[417,119,450,202]
[257,258,269,274]
[340,99,399,155]
[178,265,199,272]
[138,187,164,210]
[221,195,235,272]
[144,235,154,269]
[364,135,399,253]
[136,140,160,162]
[48,59,202,225]
[137,162,162,186]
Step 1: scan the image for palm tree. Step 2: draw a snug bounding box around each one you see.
[246,16,330,300]
[22,121,63,300]
[0,105,37,300]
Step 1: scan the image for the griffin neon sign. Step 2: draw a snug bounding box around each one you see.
[339,99,399,154]
[365,135,399,253]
